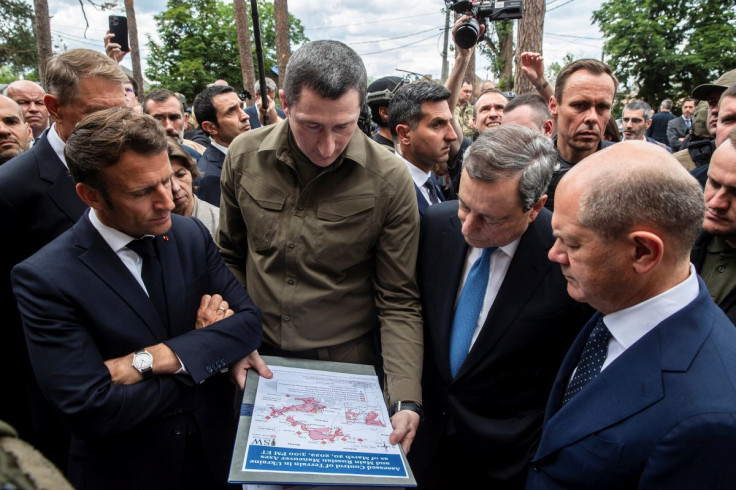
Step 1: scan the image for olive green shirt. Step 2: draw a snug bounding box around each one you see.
[218,120,423,404]
[700,235,736,306]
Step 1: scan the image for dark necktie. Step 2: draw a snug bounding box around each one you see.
[562,316,612,405]
[449,247,496,378]
[424,178,440,205]
[127,237,169,331]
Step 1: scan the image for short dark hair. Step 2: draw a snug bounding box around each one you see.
[193,85,236,134]
[554,59,617,104]
[472,89,508,118]
[143,88,185,114]
[388,82,451,138]
[503,93,551,128]
[283,40,367,107]
[65,108,167,206]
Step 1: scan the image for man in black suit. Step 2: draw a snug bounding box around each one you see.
[0,48,128,459]
[408,125,592,489]
[646,98,676,145]
[193,84,251,206]
[12,108,268,490]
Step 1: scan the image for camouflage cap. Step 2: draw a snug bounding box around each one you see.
[692,69,736,100]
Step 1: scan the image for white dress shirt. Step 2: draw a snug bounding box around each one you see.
[400,156,433,206]
[456,238,521,350]
[46,123,68,169]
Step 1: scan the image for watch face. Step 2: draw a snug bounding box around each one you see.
[133,351,153,370]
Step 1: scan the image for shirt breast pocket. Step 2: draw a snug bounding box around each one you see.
[239,176,286,252]
[310,197,377,272]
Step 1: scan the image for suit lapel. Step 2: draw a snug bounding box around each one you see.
[36,138,88,222]
[155,231,187,337]
[436,210,469,381]
[459,218,553,376]
[74,214,168,341]
[533,284,717,461]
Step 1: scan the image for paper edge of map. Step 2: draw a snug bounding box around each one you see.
[228,355,417,487]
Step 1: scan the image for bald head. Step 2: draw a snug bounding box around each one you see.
[562,141,705,258]
[0,95,32,164]
[6,80,49,138]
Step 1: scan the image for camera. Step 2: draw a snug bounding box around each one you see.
[446,1,524,49]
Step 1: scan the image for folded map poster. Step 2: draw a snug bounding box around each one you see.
[229,356,416,487]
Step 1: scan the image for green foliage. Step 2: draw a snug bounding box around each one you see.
[477,20,514,89]
[146,0,307,102]
[0,0,38,76]
[593,0,736,107]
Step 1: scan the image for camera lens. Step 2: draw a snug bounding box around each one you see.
[456,17,480,50]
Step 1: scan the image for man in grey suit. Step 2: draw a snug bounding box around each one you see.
[667,97,695,150]
[409,125,592,489]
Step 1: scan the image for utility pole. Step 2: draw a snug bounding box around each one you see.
[441,8,451,83]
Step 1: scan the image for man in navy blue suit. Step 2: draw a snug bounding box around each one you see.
[389,82,456,213]
[193,84,251,206]
[528,141,736,489]
[0,48,129,463]
[12,108,269,490]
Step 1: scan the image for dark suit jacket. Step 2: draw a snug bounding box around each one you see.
[245,104,286,129]
[11,212,262,490]
[527,279,736,489]
[414,173,445,216]
[408,201,593,487]
[691,230,736,325]
[646,110,675,145]
[196,145,226,207]
[667,116,689,151]
[0,132,87,451]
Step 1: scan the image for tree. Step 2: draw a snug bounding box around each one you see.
[146,0,308,102]
[0,0,38,78]
[514,0,545,94]
[477,20,514,90]
[274,0,290,90]
[593,0,736,106]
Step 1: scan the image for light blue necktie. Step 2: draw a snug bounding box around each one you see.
[449,247,495,378]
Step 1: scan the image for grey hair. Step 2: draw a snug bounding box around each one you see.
[388,82,450,138]
[503,93,551,129]
[283,40,367,107]
[660,98,673,110]
[624,100,653,121]
[254,77,277,94]
[45,49,127,106]
[463,125,556,211]
[579,161,705,258]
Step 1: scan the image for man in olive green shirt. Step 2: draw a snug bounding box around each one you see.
[692,126,736,324]
[217,40,423,452]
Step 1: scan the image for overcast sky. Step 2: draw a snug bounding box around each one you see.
[44,0,605,83]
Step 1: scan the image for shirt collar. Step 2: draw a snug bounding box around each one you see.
[209,137,228,156]
[88,208,141,253]
[47,123,67,169]
[603,264,700,350]
[399,155,431,189]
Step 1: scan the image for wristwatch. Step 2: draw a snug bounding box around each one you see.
[132,349,154,379]
[389,400,424,423]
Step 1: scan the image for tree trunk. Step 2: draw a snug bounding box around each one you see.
[33,0,52,88]
[514,0,545,94]
[274,0,290,92]
[124,0,144,102]
[233,0,255,101]
[500,27,513,91]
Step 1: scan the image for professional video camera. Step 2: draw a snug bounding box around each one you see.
[445,1,524,49]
